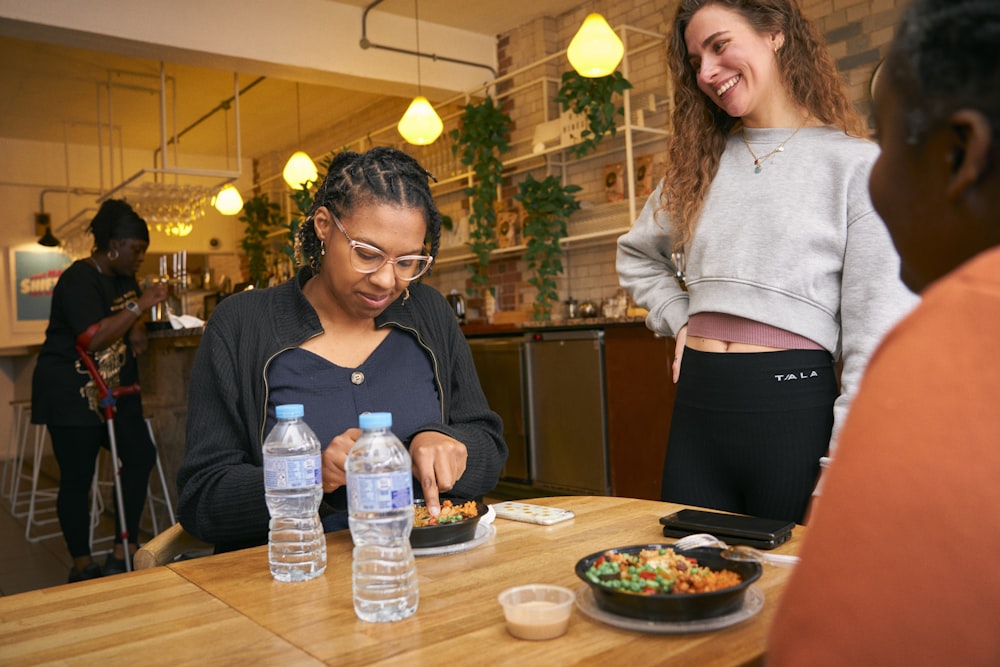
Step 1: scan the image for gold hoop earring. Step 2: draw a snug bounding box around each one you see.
[402,287,410,302]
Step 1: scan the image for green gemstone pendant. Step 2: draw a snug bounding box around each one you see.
[754,163,762,174]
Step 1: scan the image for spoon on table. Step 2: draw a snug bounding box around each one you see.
[669,532,799,568]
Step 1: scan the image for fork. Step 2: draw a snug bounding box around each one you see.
[669,532,800,568]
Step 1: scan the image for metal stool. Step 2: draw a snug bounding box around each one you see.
[2,399,32,503]
[88,417,176,553]
[21,417,62,542]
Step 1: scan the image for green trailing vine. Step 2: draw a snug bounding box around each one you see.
[554,70,633,159]
[515,174,581,321]
[238,193,283,287]
[450,95,513,293]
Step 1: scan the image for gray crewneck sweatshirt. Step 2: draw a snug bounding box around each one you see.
[617,126,919,455]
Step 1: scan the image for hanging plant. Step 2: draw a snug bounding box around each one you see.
[515,174,581,321]
[450,95,513,294]
[554,70,633,159]
[238,193,283,287]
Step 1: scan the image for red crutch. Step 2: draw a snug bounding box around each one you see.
[75,323,141,572]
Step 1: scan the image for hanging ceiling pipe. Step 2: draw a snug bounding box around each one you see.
[151,75,263,171]
[360,0,497,79]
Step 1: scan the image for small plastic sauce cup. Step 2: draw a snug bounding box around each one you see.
[498,584,574,640]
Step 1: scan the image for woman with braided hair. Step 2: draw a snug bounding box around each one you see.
[177,147,506,552]
[769,0,1000,662]
[616,0,917,523]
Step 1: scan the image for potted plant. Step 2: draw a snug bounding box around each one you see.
[450,95,513,293]
[554,70,633,159]
[515,174,581,321]
[238,193,283,287]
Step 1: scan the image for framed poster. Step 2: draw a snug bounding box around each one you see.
[7,247,72,333]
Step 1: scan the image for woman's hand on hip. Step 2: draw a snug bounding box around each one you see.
[672,324,687,383]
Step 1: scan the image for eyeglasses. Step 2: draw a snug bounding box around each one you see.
[332,214,434,281]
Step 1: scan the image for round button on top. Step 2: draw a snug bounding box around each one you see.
[351,371,365,385]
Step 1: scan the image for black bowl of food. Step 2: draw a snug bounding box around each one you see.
[575,544,762,622]
[410,497,486,549]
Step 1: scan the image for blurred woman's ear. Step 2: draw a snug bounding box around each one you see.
[312,206,333,241]
[945,110,993,200]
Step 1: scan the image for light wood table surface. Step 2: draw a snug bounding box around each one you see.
[0,496,803,666]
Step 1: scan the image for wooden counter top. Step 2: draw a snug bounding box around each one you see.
[463,316,649,337]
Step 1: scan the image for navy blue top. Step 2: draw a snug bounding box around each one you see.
[265,328,441,529]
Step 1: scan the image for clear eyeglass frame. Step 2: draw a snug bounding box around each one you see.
[331,214,434,281]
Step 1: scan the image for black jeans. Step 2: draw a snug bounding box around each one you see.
[661,348,837,523]
[48,408,157,558]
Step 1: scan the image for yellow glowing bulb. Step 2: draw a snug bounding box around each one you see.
[283,151,318,189]
[397,96,444,146]
[213,184,244,216]
[567,13,624,78]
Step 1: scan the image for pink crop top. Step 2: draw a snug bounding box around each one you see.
[687,312,824,350]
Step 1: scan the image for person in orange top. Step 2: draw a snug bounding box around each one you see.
[767,1,1000,664]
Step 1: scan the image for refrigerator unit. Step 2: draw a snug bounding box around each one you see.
[467,335,530,483]
[524,329,609,495]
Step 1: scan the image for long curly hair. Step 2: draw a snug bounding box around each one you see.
[663,0,866,252]
[886,0,1000,147]
[296,147,442,276]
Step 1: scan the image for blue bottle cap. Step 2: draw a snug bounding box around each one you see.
[358,412,392,429]
[275,404,304,420]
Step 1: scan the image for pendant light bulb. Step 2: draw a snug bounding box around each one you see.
[283,151,318,189]
[567,13,624,78]
[398,95,443,146]
[213,184,244,216]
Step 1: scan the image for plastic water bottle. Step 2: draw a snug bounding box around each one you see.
[263,404,327,582]
[346,412,419,622]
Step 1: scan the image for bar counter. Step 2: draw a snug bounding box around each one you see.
[0,497,802,665]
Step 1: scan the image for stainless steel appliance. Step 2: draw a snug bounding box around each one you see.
[524,329,609,495]
[467,336,529,482]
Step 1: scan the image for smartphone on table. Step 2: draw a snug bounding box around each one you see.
[659,508,794,550]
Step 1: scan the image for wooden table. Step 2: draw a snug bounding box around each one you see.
[0,497,802,666]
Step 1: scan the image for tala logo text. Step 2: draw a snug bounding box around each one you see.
[774,370,820,382]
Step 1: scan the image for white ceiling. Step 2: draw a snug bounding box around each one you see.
[0,0,585,160]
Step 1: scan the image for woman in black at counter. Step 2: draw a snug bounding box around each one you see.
[177,147,506,552]
[31,199,169,582]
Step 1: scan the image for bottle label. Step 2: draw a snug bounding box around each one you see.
[349,471,413,511]
[264,454,321,489]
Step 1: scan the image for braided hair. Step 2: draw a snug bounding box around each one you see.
[887,0,1000,146]
[297,147,442,276]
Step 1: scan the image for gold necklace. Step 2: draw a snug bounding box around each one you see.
[741,126,802,173]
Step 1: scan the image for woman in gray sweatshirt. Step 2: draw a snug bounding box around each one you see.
[617,0,917,523]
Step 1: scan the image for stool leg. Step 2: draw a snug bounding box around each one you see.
[24,425,61,543]
[9,409,33,517]
[2,403,27,501]
[88,449,114,555]
[145,418,176,531]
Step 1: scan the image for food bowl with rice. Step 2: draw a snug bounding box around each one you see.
[410,497,486,548]
[575,544,762,622]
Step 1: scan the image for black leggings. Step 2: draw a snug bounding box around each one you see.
[661,348,837,524]
[48,408,157,558]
